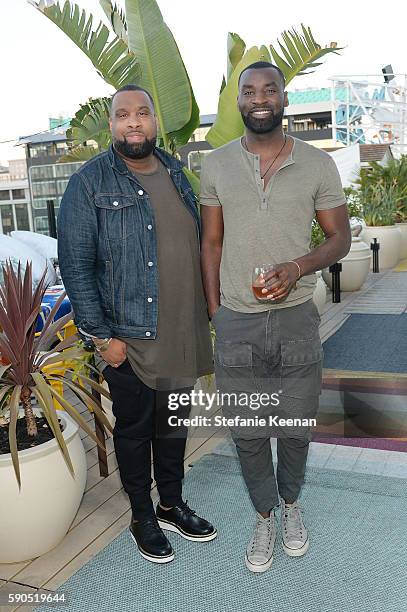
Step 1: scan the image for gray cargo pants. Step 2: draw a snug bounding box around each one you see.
[212,299,323,511]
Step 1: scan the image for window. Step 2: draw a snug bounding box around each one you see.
[56,179,69,193]
[32,197,50,210]
[12,189,25,200]
[30,166,54,180]
[0,190,10,201]
[187,151,210,175]
[32,181,57,197]
[29,143,56,158]
[1,205,15,233]
[15,204,30,231]
[54,162,82,177]
[34,216,49,234]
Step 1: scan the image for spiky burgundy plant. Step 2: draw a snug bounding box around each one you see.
[0,261,112,487]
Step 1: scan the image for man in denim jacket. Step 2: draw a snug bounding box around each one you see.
[58,85,216,564]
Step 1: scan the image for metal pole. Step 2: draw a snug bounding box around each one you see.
[330,262,342,303]
[46,199,57,238]
[371,238,380,273]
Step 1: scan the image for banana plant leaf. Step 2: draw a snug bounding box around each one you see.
[269,25,341,85]
[182,168,200,197]
[207,25,341,149]
[168,62,200,149]
[58,145,102,163]
[227,32,246,80]
[30,0,140,89]
[99,0,128,43]
[124,0,193,149]
[206,45,271,148]
[66,97,112,150]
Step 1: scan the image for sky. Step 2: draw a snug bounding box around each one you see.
[1,0,406,165]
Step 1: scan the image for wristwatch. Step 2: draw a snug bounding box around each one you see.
[77,328,112,352]
[93,338,112,352]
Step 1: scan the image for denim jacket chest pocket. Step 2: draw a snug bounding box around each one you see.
[95,194,142,240]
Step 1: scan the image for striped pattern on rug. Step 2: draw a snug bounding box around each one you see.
[344,272,407,314]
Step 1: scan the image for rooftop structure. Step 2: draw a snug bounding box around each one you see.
[330,73,407,152]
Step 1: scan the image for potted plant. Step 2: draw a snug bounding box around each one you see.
[358,181,403,269]
[322,188,371,292]
[0,262,113,563]
[355,156,407,259]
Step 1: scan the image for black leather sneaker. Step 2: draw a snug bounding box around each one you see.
[156,501,217,542]
[129,515,174,563]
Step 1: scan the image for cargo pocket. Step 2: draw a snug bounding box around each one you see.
[215,341,253,368]
[214,341,255,402]
[280,336,323,398]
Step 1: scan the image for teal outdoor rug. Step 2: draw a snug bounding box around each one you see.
[35,454,407,612]
[322,314,407,372]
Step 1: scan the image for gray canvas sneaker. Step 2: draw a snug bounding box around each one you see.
[281,499,309,557]
[245,511,276,573]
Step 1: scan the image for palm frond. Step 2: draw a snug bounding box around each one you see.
[269,24,341,85]
[58,145,102,163]
[65,97,112,150]
[99,0,128,43]
[30,0,140,89]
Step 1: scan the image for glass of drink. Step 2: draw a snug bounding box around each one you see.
[252,265,274,301]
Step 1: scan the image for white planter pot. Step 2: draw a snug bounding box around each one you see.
[396,223,407,259]
[360,225,401,269]
[312,271,327,315]
[0,410,87,563]
[322,237,371,292]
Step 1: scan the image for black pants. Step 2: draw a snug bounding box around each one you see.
[103,360,191,521]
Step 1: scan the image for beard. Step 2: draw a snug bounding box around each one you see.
[113,135,156,159]
[241,107,284,134]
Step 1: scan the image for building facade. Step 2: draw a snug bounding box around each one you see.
[19,122,81,235]
[0,160,32,234]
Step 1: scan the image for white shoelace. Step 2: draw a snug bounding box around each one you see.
[283,502,305,539]
[251,514,274,554]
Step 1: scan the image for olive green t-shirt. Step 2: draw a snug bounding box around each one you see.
[200,136,345,312]
[118,161,214,390]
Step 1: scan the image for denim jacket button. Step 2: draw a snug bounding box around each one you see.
[138,189,144,196]
[145,331,151,337]
[147,297,153,302]
[112,201,119,206]
[147,224,152,230]
[148,261,153,267]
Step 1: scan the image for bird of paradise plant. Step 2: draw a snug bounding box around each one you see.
[30,0,341,174]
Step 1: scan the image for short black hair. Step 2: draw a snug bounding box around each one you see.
[238,61,286,89]
[111,84,155,111]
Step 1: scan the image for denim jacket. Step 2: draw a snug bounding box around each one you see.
[58,145,200,339]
